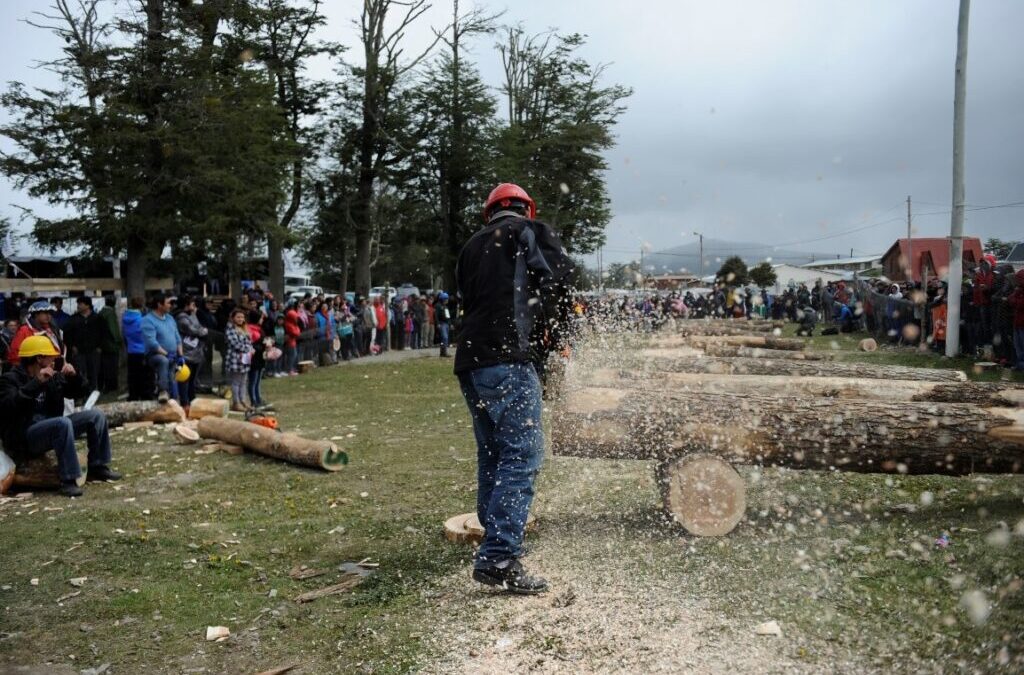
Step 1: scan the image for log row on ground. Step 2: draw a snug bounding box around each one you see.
[595,354,969,382]
[701,345,833,360]
[575,369,1024,408]
[550,386,1024,475]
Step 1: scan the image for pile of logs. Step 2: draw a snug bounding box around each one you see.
[554,317,1024,536]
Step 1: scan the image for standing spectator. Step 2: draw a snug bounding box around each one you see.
[50,297,72,330]
[8,301,65,368]
[0,318,18,374]
[176,296,207,409]
[973,255,996,349]
[246,310,267,409]
[98,295,121,393]
[435,292,451,357]
[283,301,301,376]
[141,293,183,403]
[122,297,150,400]
[1009,269,1024,371]
[411,295,426,349]
[225,308,253,411]
[363,299,376,354]
[267,314,286,376]
[196,297,219,388]
[372,297,387,353]
[423,296,435,348]
[64,297,104,393]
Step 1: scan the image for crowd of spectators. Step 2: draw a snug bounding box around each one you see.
[573,255,1024,371]
[0,285,457,412]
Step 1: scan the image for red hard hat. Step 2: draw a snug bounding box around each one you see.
[483,183,536,221]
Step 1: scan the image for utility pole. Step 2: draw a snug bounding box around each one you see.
[906,195,913,282]
[598,247,604,292]
[946,0,970,358]
[639,247,645,289]
[693,231,704,280]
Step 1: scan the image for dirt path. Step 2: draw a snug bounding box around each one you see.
[420,458,868,674]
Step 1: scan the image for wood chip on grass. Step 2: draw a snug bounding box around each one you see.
[294,574,365,603]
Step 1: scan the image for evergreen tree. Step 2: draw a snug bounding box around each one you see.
[749,262,778,289]
[716,256,749,287]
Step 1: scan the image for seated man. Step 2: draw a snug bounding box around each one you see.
[0,336,121,497]
[796,305,818,336]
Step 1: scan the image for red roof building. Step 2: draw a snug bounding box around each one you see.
[880,237,983,282]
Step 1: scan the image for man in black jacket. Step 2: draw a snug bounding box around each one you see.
[0,335,121,497]
[63,296,105,395]
[455,183,574,594]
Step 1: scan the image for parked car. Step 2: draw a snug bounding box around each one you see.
[396,283,420,299]
[288,285,324,302]
[369,286,396,300]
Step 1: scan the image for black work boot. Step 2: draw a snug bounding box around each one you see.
[59,480,84,498]
[472,560,548,595]
[86,466,123,482]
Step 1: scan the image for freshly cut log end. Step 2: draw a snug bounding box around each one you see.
[297,360,315,374]
[173,424,201,444]
[187,397,229,420]
[659,454,746,536]
[443,512,478,544]
[859,338,878,352]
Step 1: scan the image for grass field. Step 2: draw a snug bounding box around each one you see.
[1,343,1022,673]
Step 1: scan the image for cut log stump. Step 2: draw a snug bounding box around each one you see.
[444,511,538,544]
[659,454,746,536]
[297,361,315,374]
[187,398,229,420]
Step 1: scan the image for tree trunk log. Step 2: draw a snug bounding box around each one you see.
[11,452,87,491]
[96,399,186,427]
[197,417,347,471]
[551,386,1024,475]
[701,345,833,360]
[666,335,807,351]
[580,369,1023,407]
[618,355,968,382]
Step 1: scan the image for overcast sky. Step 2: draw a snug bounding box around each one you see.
[2,0,1022,268]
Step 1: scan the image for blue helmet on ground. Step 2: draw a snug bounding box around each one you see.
[437,291,449,302]
[28,300,56,314]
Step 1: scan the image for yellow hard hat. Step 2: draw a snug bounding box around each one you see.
[175,363,191,383]
[18,335,60,358]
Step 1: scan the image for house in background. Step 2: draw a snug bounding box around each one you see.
[769,264,843,296]
[880,237,983,283]
[802,254,882,275]
[1001,242,1024,271]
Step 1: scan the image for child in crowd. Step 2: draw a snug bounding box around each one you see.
[225,308,253,411]
[246,310,267,409]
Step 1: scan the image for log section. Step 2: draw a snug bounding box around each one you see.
[197,417,347,470]
[551,386,1024,475]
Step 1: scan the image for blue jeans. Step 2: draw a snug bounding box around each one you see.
[24,410,112,481]
[284,345,298,373]
[458,362,544,569]
[148,354,173,395]
[1014,327,1024,370]
[247,366,263,406]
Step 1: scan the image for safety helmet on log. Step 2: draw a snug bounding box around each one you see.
[483,183,536,221]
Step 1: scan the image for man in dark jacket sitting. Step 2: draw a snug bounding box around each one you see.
[0,335,121,497]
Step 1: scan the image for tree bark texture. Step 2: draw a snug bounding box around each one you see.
[197,417,347,470]
[96,399,186,427]
[578,369,1023,408]
[611,355,968,383]
[550,386,1024,475]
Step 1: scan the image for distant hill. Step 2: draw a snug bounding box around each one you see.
[641,239,841,276]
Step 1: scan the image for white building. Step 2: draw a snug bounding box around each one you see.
[802,254,882,274]
[769,264,842,296]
